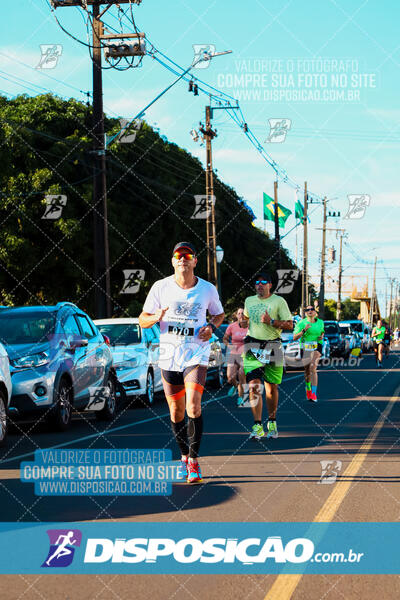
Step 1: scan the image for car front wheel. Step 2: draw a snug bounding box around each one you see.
[96,376,117,421]
[142,371,155,406]
[50,378,72,432]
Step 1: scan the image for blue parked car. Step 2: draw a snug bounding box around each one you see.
[0,302,117,431]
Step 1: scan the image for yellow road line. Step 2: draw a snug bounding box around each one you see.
[264,390,398,600]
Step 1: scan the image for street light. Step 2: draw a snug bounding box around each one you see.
[216,245,224,297]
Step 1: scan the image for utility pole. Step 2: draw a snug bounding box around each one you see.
[369,256,377,326]
[389,278,394,329]
[318,227,346,320]
[336,232,344,321]
[200,106,218,287]
[301,182,308,316]
[50,0,138,317]
[318,196,327,318]
[92,2,111,318]
[273,180,281,269]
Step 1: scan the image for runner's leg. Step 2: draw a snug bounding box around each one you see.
[238,361,246,398]
[184,366,207,482]
[378,342,383,365]
[310,351,321,401]
[304,363,312,399]
[264,382,279,419]
[227,357,239,396]
[161,371,189,458]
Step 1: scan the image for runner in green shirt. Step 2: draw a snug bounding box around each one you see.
[371,319,386,368]
[243,272,293,440]
[293,306,325,402]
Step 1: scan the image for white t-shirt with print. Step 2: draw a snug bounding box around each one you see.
[142,275,224,371]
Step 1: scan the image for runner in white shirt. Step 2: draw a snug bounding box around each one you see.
[139,242,225,484]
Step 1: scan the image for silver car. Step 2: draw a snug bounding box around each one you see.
[0,303,116,432]
[0,342,12,446]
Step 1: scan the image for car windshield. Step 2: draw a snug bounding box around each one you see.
[339,325,351,334]
[0,311,56,345]
[97,323,141,345]
[325,324,339,334]
[348,322,363,332]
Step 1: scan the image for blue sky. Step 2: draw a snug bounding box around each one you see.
[1,0,399,314]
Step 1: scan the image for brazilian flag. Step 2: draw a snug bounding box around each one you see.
[295,200,304,219]
[263,192,292,228]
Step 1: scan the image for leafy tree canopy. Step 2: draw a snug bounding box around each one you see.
[0,93,302,318]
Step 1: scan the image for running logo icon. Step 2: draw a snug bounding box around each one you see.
[318,460,342,484]
[191,195,216,219]
[192,44,216,68]
[36,45,63,70]
[344,194,370,219]
[120,269,145,294]
[42,195,67,220]
[117,118,143,144]
[266,119,291,143]
[275,269,300,294]
[42,529,82,568]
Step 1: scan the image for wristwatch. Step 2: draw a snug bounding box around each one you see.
[208,323,218,334]
[270,319,275,327]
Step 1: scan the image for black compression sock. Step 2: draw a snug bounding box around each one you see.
[187,415,203,459]
[170,419,189,457]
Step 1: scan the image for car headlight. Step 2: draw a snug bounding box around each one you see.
[11,352,49,370]
[116,356,139,370]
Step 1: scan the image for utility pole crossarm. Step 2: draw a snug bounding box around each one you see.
[51,1,139,7]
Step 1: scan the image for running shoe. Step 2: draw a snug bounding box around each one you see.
[306,390,313,401]
[266,420,278,438]
[177,457,188,481]
[249,424,265,439]
[309,393,318,403]
[187,460,202,484]
[237,396,245,407]
[228,386,237,397]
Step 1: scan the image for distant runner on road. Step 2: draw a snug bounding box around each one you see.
[223,308,248,407]
[242,272,293,440]
[139,242,224,484]
[371,319,386,368]
[382,320,391,357]
[293,305,325,402]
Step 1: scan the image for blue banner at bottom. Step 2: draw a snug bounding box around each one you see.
[0,522,398,574]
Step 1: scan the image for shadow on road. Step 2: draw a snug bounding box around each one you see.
[0,478,236,522]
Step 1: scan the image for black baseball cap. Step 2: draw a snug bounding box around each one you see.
[172,242,197,256]
[254,272,272,283]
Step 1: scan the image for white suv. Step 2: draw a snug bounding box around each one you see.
[94,318,163,406]
[0,342,12,446]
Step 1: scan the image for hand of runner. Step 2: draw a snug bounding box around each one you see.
[260,310,272,324]
[155,307,169,322]
[304,323,312,331]
[198,325,213,341]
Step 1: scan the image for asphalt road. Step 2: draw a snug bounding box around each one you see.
[1,349,400,599]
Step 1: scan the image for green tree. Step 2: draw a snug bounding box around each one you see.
[0,93,303,317]
[323,298,361,320]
